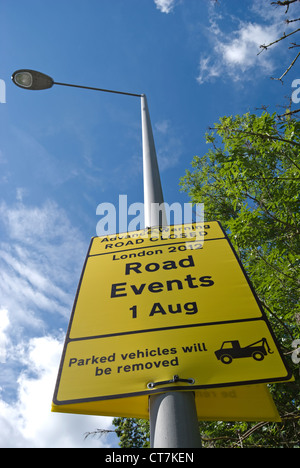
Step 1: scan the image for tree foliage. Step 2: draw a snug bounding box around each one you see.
[112,418,150,448]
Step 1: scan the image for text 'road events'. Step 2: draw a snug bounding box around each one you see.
[110,255,214,299]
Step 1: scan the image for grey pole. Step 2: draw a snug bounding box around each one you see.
[149,392,202,448]
[140,94,201,449]
[141,94,167,228]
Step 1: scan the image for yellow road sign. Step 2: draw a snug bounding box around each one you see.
[52,222,292,418]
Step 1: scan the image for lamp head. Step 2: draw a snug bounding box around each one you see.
[12,69,54,90]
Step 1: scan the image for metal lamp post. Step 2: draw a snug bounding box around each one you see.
[11,69,201,448]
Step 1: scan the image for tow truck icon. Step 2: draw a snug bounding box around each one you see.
[215,338,274,364]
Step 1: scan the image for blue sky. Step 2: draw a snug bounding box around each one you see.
[0,0,299,448]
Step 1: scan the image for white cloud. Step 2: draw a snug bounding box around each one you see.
[197,56,222,85]
[154,0,176,14]
[198,22,279,84]
[0,335,115,448]
[155,119,170,134]
[158,135,183,171]
[0,309,10,363]
[0,201,86,333]
[197,1,296,84]
[223,23,278,69]
[155,120,183,171]
[16,187,27,203]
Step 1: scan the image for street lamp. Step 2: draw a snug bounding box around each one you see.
[12,68,141,97]
[11,69,201,448]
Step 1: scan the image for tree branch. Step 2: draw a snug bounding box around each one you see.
[220,126,300,148]
[259,299,295,340]
[258,27,300,55]
[271,0,300,14]
[271,50,300,82]
[254,247,299,282]
[277,107,300,118]
[219,126,300,170]
[285,17,300,24]
[84,429,116,440]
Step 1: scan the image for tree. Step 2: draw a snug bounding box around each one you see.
[179,111,300,447]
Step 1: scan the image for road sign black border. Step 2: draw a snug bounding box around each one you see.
[52,222,293,407]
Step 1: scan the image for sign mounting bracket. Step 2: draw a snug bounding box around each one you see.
[147,375,195,389]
